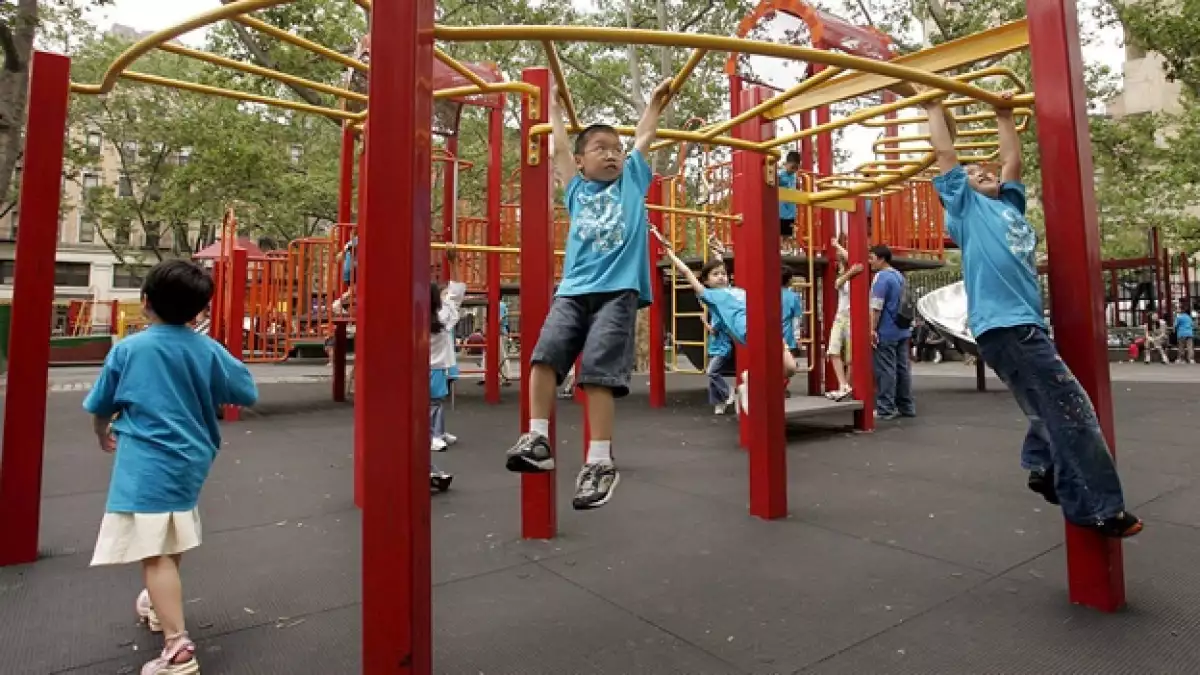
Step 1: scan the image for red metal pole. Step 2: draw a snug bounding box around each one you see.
[1181,253,1192,314]
[441,137,459,284]
[799,110,813,172]
[647,175,666,408]
[1163,247,1173,316]
[485,104,504,404]
[360,1,434,672]
[847,200,874,430]
[0,51,70,567]
[354,128,368,510]
[734,85,786,520]
[520,68,556,540]
[223,247,247,422]
[817,105,837,394]
[1027,0,1125,612]
[333,124,356,404]
[729,81,750,450]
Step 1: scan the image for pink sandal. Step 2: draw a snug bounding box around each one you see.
[141,632,199,675]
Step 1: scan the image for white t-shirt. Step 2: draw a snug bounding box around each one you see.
[835,282,850,317]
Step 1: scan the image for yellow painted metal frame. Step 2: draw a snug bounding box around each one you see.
[67,0,1037,208]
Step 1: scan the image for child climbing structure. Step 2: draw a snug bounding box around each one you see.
[0,2,1126,673]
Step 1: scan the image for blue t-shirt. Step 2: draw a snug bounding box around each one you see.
[707,312,732,358]
[781,288,804,349]
[1176,312,1194,339]
[700,287,747,345]
[870,268,911,343]
[342,236,358,283]
[84,324,259,513]
[778,170,798,220]
[559,150,654,305]
[499,301,510,335]
[934,166,1043,338]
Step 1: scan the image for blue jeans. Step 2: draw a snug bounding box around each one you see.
[430,398,446,474]
[977,325,1126,524]
[873,338,914,416]
[707,353,732,405]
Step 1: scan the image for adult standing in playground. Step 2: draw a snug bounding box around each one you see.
[504,79,675,510]
[923,93,1142,537]
[868,245,915,419]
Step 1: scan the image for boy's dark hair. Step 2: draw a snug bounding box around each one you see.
[141,259,214,326]
[430,282,445,335]
[699,259,726,285]
[574,124,620,155]
[870,245,893,264]
[781,266,794,288]
[785,151,801,164]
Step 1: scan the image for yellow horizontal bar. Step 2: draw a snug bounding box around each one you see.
[812,197,858,212]
[674,340,707,347]
[529,122,779,157]
[861,106,1032,128]
[157,42,367,104]
[541,41,581,130]
[434,81,541,101]
[435,25,1024,110]
[118,71,357,120]
[435,48,491,91]
[647,204,741,222]
[766,19,1031,118]
[233,14,367,73]
[695,66,842,142]
[71,0,294,95]
[431,242,566,256]
[671,48,710,96]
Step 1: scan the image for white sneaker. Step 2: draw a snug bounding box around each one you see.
[431,437,447,452]
[737,371,749,415]
[714,403,727,415]
[332,299,344,314]
[441,433,458,446]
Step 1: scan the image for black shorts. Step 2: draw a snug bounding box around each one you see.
[780,218,795,237]
[530,291,639,398]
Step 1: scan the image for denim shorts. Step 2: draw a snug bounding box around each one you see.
[531,290,639,397]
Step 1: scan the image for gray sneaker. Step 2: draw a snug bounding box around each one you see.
[572,462,620,510]
[504,432,555,473]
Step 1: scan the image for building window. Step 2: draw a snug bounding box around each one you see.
[118,173,133,198]
[115,223,131,246]
[0,259,13,284]
[121,140,138,161]
[178,146,192,166]
[54,262,91,287]
[113,264,150,289]
[79,214,95,243]
[6,207,17,241]
[82,173,100,193]
[86,131,102,156]
[151,141,165,155]
[290,144,303,165]
[143,221,161,249]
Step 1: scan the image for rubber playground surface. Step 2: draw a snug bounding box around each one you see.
[4,369,1200,674]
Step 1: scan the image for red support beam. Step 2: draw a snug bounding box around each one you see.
[1027,0,1126,612]
[354,127,368,510]
[729,78,750,450]
[360,1,435,671]
[485,104,504,404]
[519,67,557,540]
[817,104,837,394]
[799,110,814,172]
[847,200,874,430]
[647,175,667,408]
[734,84,787,520]
[0,51,71,567]
[222,247,247,422]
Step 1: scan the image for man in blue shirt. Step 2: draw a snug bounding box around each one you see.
[868,245,914,419]
[778,151,801,254]
[504,79,674,511]
[925,95,1141,537]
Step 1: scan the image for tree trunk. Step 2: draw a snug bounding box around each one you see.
[0,0,38,209]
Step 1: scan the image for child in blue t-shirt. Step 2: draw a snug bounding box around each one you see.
[925,93,1141,538]
[1174,303,1195,364]
[504,79,675,511]
[781,267,804,395]
[332,235,358,314]
[698,259,736,414]
[85,259,259,674]
[778,151,801,254]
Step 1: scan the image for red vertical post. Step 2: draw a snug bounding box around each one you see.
[354,128,368,510]
[847,200,874,430]
[333,123,356,403]
[734,85,786,520]
[485,104,504,404]
[729,76,750,449]
[441,137,459,284]
[519,68,556,540]
[223,247,247,422]
[1027,0,1125,612]
[1163,248,1173,316]
[647,176,666,408]
[0,51,70,567]
[817,105,837,393]
[1181,253,1192,313]
[799,110,813,172]
[360,1,435,672]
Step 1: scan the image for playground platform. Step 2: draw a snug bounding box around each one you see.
[4,371,1200,674]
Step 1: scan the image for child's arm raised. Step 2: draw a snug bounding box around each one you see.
[439,280,469,331]
[835,263,864,290]
[995,93,1022,183]
[549,85,577,188]
[634,80,674,156]
[922,99,959,175]
[656,231,707,297]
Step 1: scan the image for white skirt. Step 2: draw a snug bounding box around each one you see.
[90,508,203,566]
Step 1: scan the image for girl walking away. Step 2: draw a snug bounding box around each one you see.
[86,259,259,675]
[430,280,467,490]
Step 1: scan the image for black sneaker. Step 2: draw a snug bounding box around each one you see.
[504,432,555,473]
[1027,469,1060,505]
[1094,511,1144,538]
[572,462,620,510]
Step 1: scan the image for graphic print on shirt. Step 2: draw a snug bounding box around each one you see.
[573,183,625,254]
[1002,207,1037,274]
